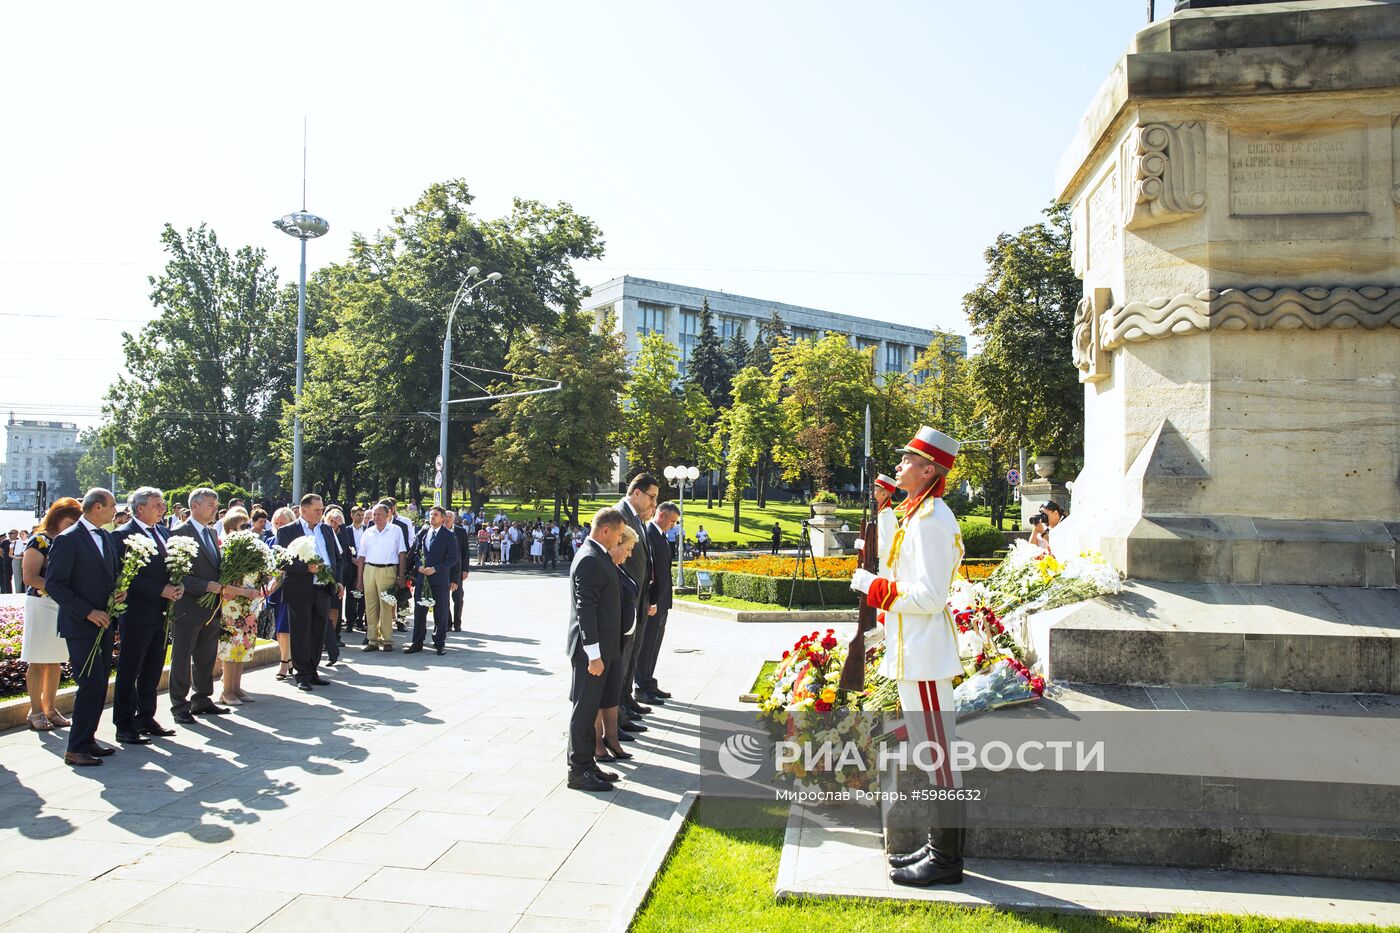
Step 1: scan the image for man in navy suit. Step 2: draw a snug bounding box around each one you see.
[110,487,184,744]
[276,493,343,691]
[444,509,471,632]
[44,488,121,767]
[406,506,459,656]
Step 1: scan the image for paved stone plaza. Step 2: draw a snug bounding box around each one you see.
[0,572,807,932]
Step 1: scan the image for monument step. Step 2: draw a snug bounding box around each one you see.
[878,683,1399,881]
[1029,581,1400,693]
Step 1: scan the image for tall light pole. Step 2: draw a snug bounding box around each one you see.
[273,209,329,502]
[438,268,502,507]
[664,464,701,585]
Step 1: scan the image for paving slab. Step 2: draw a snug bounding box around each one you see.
[0,575,805,929]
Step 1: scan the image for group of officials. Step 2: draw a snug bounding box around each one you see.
[565,473,678,792]
[37,485,473,768]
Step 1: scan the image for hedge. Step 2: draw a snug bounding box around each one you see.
[681,567,858,607]
[959,520,1007,558]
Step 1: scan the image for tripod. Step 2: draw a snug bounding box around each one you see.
[786,519,826,610]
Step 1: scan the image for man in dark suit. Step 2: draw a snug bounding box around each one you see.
[342,506,365,635]
[110,487,184,744]
[44,488,120,767]
[276,493,343,692]
[567,507,625,792]
[444,510,471,632]
[615,473,658,733]
[0,531,13,595]
[406,506,460,655]
[636,501,679,703]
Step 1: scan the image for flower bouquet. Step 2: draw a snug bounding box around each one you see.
[199,531,278,627]
[286,535,338,586]
[416,592,435,609]
[953,656,1045,717]
[79,533,157,676]
[162,536,202,640]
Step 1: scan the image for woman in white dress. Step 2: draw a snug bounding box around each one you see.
[530,525,544,563]
[20,497,83,731]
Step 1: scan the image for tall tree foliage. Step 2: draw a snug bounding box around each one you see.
[965,203,1082,462]
[475,311,627,523]
[747,309,788,371]
[717,365,784,526]
[686,297,732,413]
[614,332,690,492]
[103,224,295,490]
[770,333,875,493]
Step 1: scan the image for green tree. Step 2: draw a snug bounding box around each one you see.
[47,448,82,500]
[103,224,295,491]
[686,297,732,413]
[75,427,111,493]
[718,365,784,527]
[475,310,628,524]
[964,202,1082,526]
[770,332,875,494]
[724,331,750,377]
[747,309,788,371]
[286,180,605,507]
[614,333,690,493]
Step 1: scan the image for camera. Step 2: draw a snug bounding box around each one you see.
[1029,511,1048,526]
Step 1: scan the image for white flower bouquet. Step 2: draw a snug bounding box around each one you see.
[82,533,158,676]
[199,531,277,626]
[287,534,338,586]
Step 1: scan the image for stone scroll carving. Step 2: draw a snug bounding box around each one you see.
[1072,287,1112,383]
[1122,122,1206,229]
[1101,286,1400,349]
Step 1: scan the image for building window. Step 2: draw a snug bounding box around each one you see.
[720,316,744,341]
[791,326,815,343]
[679,308,701,374]
[638,302,667,338]
[885,343,905,372]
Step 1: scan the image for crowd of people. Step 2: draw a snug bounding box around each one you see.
[16,486,477,767]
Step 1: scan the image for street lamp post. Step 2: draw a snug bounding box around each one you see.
[273,210,329,502]
[438,268,502,507]
[663,464,701,586]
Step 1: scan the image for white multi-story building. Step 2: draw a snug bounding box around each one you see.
[584,276,964,380]
[3,415,81,508]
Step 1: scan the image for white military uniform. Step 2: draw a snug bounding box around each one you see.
[872,489,964,788]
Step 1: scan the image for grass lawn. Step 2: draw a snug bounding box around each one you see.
[476,497,993,547]
[632,798,1390,933]
[676,593,839,613]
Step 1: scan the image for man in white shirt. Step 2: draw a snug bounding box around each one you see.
[356,504,408,650]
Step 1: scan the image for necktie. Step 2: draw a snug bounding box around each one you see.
[147,525,166,557]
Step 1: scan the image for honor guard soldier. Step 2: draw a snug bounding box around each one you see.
[850,426,966,887]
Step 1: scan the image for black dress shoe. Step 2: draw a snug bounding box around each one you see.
[591,765,619,782]
[403,645,422,654]
[65,751,102,767]
[567,771,613,792]
[604,743,634,760]
[889,852,964,887]
[395,622,405,631]
[640,692,667,705]
[84,743,116,757]
[628,702,652,715]
[888,839,932,868]
[451,625,461,632]
[138,722,177,737]
[435,648,445,656]
[619,719,648,734]
[297,682,313,692]
[616,730,637,743]
[192,704,230,715]
[173,711,197,725]
[310,676,331,686]
[115,731,151,745]
[595,750,616,762]
[650,688,673,699]
[362,644,379,652]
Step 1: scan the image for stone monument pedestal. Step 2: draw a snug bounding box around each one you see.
[808,504,857,557]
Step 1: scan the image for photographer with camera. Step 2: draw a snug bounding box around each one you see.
[1028,500,1066,552]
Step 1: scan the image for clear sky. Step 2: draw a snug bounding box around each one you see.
[0,0,1163,432]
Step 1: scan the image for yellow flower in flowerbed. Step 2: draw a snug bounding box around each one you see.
[688,555,857,578]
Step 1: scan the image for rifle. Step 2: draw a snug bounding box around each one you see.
[840,408,878,692]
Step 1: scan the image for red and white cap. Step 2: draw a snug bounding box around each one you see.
[874,474,897,493]
[899,425,960,468]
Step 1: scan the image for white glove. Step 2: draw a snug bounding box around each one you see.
[850,569,876,594]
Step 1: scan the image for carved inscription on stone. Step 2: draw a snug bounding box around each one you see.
[1087,167,1119,271]
[1229,128,1366,216]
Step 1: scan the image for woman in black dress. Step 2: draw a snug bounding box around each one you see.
[595,523,640,762]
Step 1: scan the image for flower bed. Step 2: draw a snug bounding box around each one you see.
[0,604,75,698]
[688,555,857,578]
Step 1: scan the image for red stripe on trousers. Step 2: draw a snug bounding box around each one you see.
[917,680,952,787]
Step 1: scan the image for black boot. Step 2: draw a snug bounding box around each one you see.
[887,832,932,868]
[890,802,964,887]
